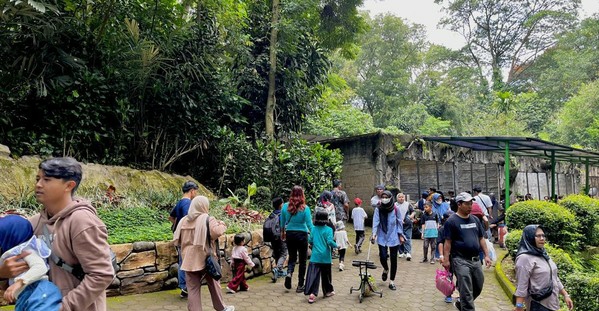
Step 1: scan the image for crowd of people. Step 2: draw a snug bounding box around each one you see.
[0,157,575,311]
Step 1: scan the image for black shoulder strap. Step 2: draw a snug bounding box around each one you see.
[42,224,86,281]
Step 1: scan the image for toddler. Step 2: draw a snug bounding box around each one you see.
[0,214,61,311]
[334,221,351,271]
[226,234,255,293]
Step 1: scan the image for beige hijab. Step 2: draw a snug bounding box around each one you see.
[173,196,211,250]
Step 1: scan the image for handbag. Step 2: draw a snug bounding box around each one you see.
[529,257,553,301]
[435,268,455,297]
[205,217,222,281]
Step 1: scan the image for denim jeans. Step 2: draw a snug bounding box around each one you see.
[399,227,412,254]
[176,246,186,290]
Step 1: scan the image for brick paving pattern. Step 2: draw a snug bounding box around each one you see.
[107,238,513,311]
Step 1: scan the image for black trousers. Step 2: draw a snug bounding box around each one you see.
[304,262,334,296]
[338,249,346,262]
[355,230,365,248]
[286,231,309,286]
[378,244,399,281]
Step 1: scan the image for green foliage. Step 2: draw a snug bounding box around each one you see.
[559,194,599,247]
[253,186,272,211]
[98,207,172,244]
[554,79,599,150]
[562,272,599,311]
[505,229,522,260]
[506,200,580,251]
[545,245,584,277]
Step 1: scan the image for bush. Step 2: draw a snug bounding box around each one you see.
[505,229,522,260]
[506,200,581,251]
[562,272,599,311]
[545,245,583,278]
[253,186,272,211]
[559,194,599,247]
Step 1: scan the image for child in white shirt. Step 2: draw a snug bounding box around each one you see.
[351,198,367,254]
[334,221,351,271]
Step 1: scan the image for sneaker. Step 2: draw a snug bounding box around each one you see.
[454,299,461,310]
[382,270,388,281]
[339,263,344,271]
[222,306,235,311]
[398,253,405,258]
[296,285,305,293]
[271,268,278,282]
[284,275,292,289]
[226,287,236,294]
[308,294,316,303]
[430,259,435,264]
[325,291,335,297]
[388,283,396,290]
[445,296,453,303]
[179,289,188,298]
[406,253,412,261]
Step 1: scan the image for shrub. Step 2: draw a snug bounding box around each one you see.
[559,194,599,247]
[506,200,581,251]
[562,272,599,311]
[505,229,522,260]
[253,186,272,211]
[545,245,583,278]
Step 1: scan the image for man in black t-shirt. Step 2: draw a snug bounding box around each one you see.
[441,192,491,311]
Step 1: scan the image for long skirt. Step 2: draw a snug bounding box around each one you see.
[303,262,334,296]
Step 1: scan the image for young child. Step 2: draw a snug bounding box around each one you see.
[0,214,61,310]
[437,212,454,303]
[315,191,337,227]
[421,201,439,264]
[227,234,255,294]
[268,197,288,282]
[351,197,367,254]
[334,221,351,271]
[304,211,337,303]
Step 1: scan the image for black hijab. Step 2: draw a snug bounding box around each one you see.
[515,224,550,261]
[378,190,395,234]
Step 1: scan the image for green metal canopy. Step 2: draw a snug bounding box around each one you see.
[423,136,599,210]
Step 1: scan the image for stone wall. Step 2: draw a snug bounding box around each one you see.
[108,230,271,296]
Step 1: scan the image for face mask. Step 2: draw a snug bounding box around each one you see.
[436,200,443,204]
[381,198,391,204]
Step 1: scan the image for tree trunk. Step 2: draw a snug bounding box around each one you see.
[265,0,280,140]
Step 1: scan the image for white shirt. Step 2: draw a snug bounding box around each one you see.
[352,207,367,230]
[475,193,492,216]
[334,230,350,249]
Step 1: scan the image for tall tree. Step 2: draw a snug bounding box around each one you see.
[435,0,580,89]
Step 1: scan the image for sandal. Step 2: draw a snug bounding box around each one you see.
[308,294,316,303]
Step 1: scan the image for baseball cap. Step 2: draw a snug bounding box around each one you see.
[455,192,474,202]
[375,184,385,190]
[354,197,363,206]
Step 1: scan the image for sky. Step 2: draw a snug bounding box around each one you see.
[361,0,599,50]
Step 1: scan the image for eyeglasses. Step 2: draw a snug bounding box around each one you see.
[535,234,546,239]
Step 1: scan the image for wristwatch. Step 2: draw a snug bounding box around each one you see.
[515,302,525,308]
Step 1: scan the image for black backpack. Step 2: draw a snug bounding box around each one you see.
[263,212,281,242]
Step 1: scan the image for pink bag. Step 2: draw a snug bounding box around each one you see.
[435,268,455,297]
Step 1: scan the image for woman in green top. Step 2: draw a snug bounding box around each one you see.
[280,185,314,293]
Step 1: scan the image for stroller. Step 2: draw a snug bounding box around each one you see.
[350,239,383,303]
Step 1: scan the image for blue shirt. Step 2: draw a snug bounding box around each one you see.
[308,225,337,264]
[372,207,406,247]
[280,202,313,233]
[170,198,191,232]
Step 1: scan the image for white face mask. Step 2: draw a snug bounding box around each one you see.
[381,198,391,204]
[436,200,443,204]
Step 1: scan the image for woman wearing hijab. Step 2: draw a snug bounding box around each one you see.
[371,190,406,290]
[514,225,573,311]
[173,196,235,311]
[280,185,314,293]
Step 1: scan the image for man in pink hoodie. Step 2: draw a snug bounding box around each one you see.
[27,157,114,311]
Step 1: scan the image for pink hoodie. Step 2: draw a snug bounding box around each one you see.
[30,199,114,311]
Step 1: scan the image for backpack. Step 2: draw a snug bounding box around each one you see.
[42,224,118,281]
[263,212,281,242]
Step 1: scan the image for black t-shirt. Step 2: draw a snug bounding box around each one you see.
[443,214,484,258]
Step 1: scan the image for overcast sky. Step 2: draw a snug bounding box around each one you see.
[361,0,599,50]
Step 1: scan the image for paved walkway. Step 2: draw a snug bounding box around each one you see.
[107,239,513,311]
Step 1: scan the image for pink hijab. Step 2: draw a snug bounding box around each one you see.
[173,196,211,250]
